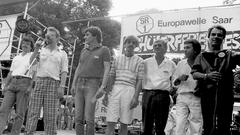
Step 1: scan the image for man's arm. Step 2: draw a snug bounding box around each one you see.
[100,61,111,89]
[4,71,12,88]
[29,40,43,65]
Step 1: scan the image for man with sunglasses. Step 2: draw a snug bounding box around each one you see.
[101,35,144,135]
[142,39,176,135]
[192,25,240,135]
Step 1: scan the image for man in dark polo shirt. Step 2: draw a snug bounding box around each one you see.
[71,26,111,135]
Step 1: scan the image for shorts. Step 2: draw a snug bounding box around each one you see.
[106,85,135,124]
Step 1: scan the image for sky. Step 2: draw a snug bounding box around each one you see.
[109,0,225,16]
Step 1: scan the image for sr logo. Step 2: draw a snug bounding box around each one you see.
[136,15,154,34]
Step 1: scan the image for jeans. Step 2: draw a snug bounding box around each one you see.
[75,78,101,135]
[0,77,31,135]
[142,90,170,135]
[175,93,202,135]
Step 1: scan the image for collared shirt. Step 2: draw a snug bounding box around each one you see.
[109,54,144,87]
[10,52,34,78]
[78,45,111,78]
[172,59,197,94]
[36,47,68,80]
[143,56,176,91]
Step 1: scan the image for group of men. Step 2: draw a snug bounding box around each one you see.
[0,24,239,135]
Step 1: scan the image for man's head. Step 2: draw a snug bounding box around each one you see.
[123,35,139,57]
[84,26,102,44]
[153,39,167,56]
[45,27,60,44]
[21,36,35,52]
[207,25,226,51]
[184,39,201,59]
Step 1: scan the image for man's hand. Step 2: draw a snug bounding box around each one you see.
[102,95,109,107]
[130,97,139,110]
[25,86,32,94]
[91,86,106,103]
[178,74,189,81]
[207,71,222,82]
[57,86,64,99]
[35,40,45,50]
[95,86,106,99]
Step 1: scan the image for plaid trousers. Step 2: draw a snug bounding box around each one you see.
[25,77,60,135]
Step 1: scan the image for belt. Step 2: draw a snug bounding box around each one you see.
[143,89,169,94]
[12,76,31,79]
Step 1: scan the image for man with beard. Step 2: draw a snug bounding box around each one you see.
[192,25,240,135]
[25,27,68,135]
[0,36,35,135]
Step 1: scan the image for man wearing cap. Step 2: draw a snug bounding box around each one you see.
[0,36,35,135]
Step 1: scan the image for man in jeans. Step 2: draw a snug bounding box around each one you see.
[71,26,111,135]
[0,36,35,135]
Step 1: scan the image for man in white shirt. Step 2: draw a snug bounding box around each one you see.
[25,27,68,135]
[142,39,176,135]
[172,39,202,135]
[0,36,35,135]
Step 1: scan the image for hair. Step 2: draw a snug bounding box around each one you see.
[123,35,139,47]
[207,25,226,39]
[47,27,60,38]
[153,39,168,50]
[84,26,103,43]
[21,36,35,51]
[184,39,201,55]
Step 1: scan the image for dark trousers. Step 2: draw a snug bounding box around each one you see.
[201,89,234,135]
[142,89,170,135]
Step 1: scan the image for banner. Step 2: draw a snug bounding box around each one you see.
[0,14,18,60]
[121,5,240,57]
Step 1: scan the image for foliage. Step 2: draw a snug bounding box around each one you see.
[0,0,121,92]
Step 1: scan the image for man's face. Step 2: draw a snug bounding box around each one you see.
[209,28,225,51]
[21,40,32,52]
[124,40,137,57]
[153,41,166,55]
[184,43,194,59]
[45,30,58,44]
[84,31,96,45]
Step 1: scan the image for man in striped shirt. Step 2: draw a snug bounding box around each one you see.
[102,35,144,135]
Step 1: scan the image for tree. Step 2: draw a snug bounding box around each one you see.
[0,0,121,93]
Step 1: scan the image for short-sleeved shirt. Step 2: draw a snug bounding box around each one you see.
[172,59,197,94]
[78,46,111,78]
[10,52,34,78]
[143,56,176,91]
[109,54,144,87]
[36,47,69,80]
[191,50,240,95]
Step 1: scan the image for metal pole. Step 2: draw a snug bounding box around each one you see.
[17,2,29,54]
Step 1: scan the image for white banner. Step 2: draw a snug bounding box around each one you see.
[121,5,240,56]
[0,14,18,60]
